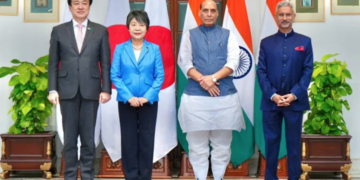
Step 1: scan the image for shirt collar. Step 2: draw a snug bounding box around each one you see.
[276,29,294,37]
[72,19,88,28]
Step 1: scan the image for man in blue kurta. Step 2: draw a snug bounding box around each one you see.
[178,1,244,180]
[257,1,314,180]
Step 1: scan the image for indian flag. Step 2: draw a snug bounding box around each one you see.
[177,0,253,166]
[176,0,202,159]
[222,0,255,166]
[254,0,287,159]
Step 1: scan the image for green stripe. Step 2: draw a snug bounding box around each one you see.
[176,65,189,154]
[230,109,254,166]
[254,65,287,159]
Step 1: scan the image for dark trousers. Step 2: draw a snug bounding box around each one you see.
[263,110,303,180]
[118,102,158,180]
[60,90,99,180]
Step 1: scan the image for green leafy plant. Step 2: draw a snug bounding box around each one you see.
[304,53,352,136]
[0,55,52,134]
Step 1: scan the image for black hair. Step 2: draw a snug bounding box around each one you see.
[126,10,150,30]
[68,0,93,6]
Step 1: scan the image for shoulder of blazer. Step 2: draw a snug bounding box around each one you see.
[89,21,107,31]
[119,39,131,49]
[114,41,127,53]
[53,21,71,31]
[294,32,311,40]
[261,33,277,44]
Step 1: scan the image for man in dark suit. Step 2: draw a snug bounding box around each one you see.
[47,0,111,179]
[257,1,313,180]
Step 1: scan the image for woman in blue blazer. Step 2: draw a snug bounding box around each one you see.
[110,10,164,180]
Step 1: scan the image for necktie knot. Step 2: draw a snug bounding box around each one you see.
[77,23,84,30]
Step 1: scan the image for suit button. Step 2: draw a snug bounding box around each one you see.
[284,64,286,66]
[284,47,287,49]
[283,55,287,58]
[283,74,285,77]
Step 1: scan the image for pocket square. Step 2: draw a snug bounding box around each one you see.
[295,46,304,51]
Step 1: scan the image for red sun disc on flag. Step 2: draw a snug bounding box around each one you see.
[145,26,175,90]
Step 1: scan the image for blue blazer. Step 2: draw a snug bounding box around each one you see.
[110,39,165,104]
[257,30,313,111]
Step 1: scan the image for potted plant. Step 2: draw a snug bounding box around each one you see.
[301,53,352,180]
[0,55,56,179]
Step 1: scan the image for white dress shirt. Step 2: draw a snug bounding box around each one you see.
[72,19,88,39]
[177,31,245,133]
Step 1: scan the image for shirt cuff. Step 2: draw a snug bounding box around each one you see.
[181,65,195,78]
[224,63,237,72]
[270,93,276,101]
[292,93,297,100]
[49,90,57,93]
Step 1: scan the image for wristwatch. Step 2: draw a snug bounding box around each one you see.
[211,75,217,82]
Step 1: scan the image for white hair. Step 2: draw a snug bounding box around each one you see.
[276,1,294,14]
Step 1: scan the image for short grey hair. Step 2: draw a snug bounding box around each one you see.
[200,0,217,9]
[276,1,294,14]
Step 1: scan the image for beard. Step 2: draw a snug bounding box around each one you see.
[279,21,291,28]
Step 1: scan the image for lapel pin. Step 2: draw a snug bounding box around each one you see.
[87,27,93,31]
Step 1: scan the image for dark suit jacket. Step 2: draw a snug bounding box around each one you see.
[257,30,313,111]
[48,20,111,100]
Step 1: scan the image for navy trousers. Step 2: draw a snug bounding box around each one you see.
[263,110,303,180]
[118,102,158,180]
